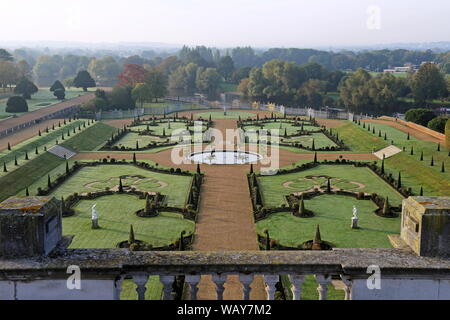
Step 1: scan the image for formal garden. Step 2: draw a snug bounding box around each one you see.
[105,115,211,151]
[0,105,448,300]
[239,116,346,151]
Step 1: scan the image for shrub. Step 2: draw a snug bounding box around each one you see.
[405,108,436,126]
[14,78,38,99]
[53,88,66,100]
[6,96,28,113]
[428,116,449,133]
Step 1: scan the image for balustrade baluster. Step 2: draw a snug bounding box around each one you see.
[239,274,254,300]
[264,274,279,300]
[289,275,305,300]
[185,275,201,300]
[160,275,175,300]
[315,274,331,300]
[211,273,228,300]
[132,273,149,300]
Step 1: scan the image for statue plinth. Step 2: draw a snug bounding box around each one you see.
[92,218,99,230]
[351,216,359,229]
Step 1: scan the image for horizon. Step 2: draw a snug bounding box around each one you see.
[2,0,449,48]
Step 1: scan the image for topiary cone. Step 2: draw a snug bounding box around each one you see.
[129,225,135,244]
[265,229,270,251]
[382,197,391,216]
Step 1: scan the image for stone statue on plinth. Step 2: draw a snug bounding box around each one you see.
[351,205,359,229]
[91,204,100,229]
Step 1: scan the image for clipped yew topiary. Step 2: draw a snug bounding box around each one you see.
[6,96,28,113]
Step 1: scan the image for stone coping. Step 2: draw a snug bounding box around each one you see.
[0,196,55,215]
[0,249,449,279]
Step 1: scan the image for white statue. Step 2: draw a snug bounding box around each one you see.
[92,204,98,221]
[351,205,359,229]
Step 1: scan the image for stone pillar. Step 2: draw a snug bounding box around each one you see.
[315,274,331,300]
[264,275,279,300]
[289,274,305,300]
[185,275,201,300]
[160,275,175,300]
[131,273,149,300]
[239,274,254,300]
[211,273,228,300]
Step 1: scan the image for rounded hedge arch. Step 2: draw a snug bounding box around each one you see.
[6,96,28,113]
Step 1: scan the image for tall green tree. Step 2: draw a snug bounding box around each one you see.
[0,49,13,61]
[411,63,448,104]
[339,69,372,113]
[145,67,168,102]
[217,56,235,81]
[0,61,20,90]
[196,67,221,100]
[131,83,153,107]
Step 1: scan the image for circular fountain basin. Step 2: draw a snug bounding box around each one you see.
[188,150,262,165]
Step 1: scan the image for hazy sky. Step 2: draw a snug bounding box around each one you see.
[2,0,449,47]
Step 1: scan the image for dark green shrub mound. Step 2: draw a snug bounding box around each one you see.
[6,96,28,113]
[50,80,65,92]
[13,78,38,99]
[405,108,436,126]
[53,88,66,100]
[428,116,449,134]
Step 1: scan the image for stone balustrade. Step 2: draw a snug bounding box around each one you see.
[0,248,449,300]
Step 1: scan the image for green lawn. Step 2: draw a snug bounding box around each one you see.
[130,121,206,137]
[243,121,320,137]
[333,121,388,153]
[65,193,195,301]
[65,194,195,248]
[332,120,450,196]
[0,120,91,178]
[280,133,338,149]
[0,152,64,202]
[49,164,192,208]
[113,132,168,149]
[196,111,256,119]
[256,195,400,248]
[61,122,116,152]
[0,88,90,120]
[258,164,404,208]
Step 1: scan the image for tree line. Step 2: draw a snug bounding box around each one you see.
[1,46,449,117]
[238,60,449,115]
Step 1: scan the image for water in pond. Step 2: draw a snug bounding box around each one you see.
[188,150,262,164]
